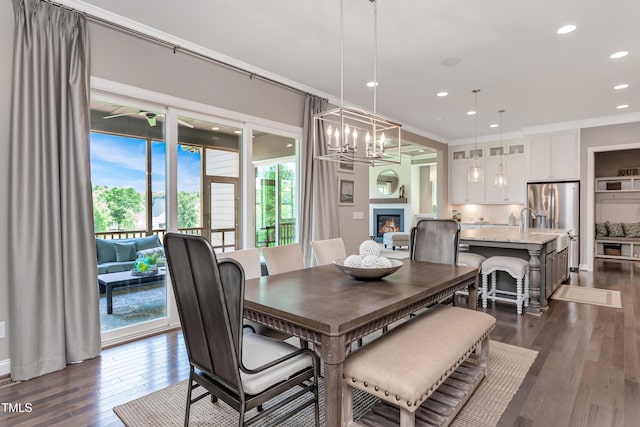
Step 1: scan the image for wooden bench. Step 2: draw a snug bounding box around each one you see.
[342,305,496,427]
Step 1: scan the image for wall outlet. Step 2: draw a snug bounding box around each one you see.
[0,321,5,339]
[352,211,364,220]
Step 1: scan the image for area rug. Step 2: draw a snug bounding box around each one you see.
[113,340,537,427]
[100,282,167,332]
[551,285,622,309]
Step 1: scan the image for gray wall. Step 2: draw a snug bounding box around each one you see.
[0,0,15,365]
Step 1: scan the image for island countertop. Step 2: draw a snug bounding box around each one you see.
[460,227,569,244]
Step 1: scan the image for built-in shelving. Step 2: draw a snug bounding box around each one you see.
[595,176,640,192]
[594,175,640,261]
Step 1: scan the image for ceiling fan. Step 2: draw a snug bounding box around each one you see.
[103,109,194,128]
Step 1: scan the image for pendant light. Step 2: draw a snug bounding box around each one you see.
[494,109,507,188]
[468,89,482,182]
[313,0,402,167]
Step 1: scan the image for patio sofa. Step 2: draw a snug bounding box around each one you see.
[96,235,164,274]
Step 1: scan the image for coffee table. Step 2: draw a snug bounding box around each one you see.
[98,268,166,314]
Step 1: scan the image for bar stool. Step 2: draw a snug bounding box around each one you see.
[481,256,530,315]
[455,252,486,303]
[458,252,486,268]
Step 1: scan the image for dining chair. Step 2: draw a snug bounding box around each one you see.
[311,237,347,266]
[163,233,319,427]
[217,248,262,280]
[261,243,305,275]
[217,248,290,340]
[410,218,460,265]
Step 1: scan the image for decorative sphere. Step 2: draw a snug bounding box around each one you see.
[375,256,392,268]
[362,255,378,267]
[359,240,380,258]
[343,254,363,268]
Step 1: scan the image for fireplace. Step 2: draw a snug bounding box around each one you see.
[372,208,405,242]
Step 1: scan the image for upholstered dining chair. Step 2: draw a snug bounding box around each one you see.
[217,248,262,280]
[217,248,290,341]
[410,218,461,265]
[261,243,305,275]
[163,233,319,427]
[311,237,347,266]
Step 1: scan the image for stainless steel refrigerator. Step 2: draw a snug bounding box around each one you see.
[526,181,580,271]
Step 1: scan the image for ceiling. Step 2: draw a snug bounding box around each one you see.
[76,0,639,143]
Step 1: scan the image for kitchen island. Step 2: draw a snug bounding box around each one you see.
[460,227,570,314]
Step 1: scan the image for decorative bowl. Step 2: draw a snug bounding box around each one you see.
[333,258,404,281]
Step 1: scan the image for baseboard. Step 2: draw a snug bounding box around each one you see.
[0,359,10,377]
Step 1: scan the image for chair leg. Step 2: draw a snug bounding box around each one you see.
[481,273,488,309]
[516,277,523,315]
[524,272,530,308]
[185,373,194,427]
[490,272,497,299]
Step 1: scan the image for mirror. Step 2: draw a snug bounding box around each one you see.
[377,169,399,196]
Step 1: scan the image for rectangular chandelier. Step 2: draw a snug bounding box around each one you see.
[313,105,402,167]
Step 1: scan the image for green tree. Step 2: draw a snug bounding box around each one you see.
[103,187,143,230]
[92,185,112,232]
[178,191,200,228]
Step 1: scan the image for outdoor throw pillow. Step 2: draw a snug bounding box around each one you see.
[623,222,640,238]
[114,241,137,262]
[595,223,608,237]
[135,234,162,251]
[605,221,625,238]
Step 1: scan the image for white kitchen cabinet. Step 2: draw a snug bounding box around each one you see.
[528,131,579,181]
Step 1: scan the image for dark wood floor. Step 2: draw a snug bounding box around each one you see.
[0,259,638,426]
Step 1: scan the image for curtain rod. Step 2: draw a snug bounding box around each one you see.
[44,0,315,98]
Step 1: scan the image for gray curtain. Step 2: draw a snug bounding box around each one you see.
[8,0,100,380]
[301,95,341,266]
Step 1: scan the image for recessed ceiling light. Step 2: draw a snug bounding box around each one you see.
[286,143,293,147]
[616,104,629,109]
[233,130,242,134]
[489,124,499,128]
[556,24,576,35]
[467,110,476,116]
[419,149,425,153]
[610,51,628,59]
[211,127,220,131]
[437,91,448,97]
[366,81,378,87]
[614,83,629,90]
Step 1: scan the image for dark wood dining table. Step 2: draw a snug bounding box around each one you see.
[243,259,478,427]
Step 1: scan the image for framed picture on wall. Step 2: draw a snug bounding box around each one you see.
[338,178,355,204]
[339,159,354,173]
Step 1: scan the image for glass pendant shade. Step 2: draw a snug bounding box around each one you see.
[468,154,482,182]
[468,89,482,182]
[494,162,507,187]
[493,109,507,188]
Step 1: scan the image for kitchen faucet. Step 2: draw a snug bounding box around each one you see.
[520,207,536,232]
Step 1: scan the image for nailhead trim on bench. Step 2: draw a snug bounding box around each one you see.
[343,326,494,411]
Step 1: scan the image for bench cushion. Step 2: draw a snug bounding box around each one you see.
[343,305,495,412]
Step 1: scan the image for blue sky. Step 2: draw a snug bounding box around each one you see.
[90,132,201,193]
